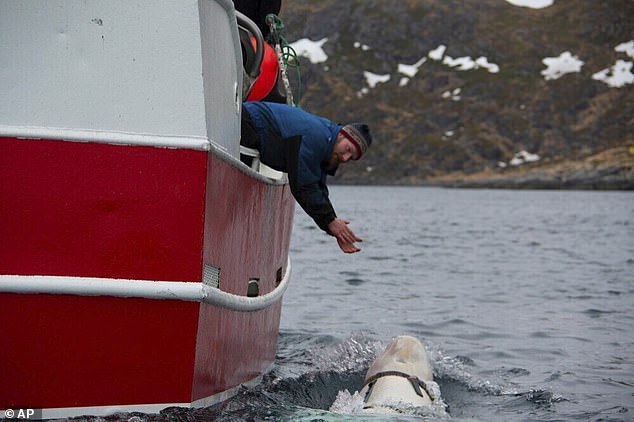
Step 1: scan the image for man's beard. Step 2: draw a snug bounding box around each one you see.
[323,153,340,175]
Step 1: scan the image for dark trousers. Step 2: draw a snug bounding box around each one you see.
[240,106,260,150]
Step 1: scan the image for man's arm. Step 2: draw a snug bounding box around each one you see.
[291,182,336,232]
[285,135,362,253]
[292,182,362,253]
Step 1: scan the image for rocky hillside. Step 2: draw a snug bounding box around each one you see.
[277,0,634,188]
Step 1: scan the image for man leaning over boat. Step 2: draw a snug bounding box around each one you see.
[241,101,373,254]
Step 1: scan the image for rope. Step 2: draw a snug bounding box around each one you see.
[266,14,301,106]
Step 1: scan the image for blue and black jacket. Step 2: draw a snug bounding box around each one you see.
[242,101,342,233]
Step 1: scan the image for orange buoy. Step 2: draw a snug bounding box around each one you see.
[247,38,279,101]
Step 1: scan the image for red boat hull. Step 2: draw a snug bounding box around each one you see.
[0,137,294,414]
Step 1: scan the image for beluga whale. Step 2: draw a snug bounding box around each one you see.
[330,335,446,416]
[359,335,437,411]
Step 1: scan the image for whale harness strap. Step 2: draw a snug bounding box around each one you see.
[362,370,435,403]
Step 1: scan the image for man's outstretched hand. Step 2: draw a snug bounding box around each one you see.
[328,218,362,253]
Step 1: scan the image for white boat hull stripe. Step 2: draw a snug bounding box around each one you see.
[0,370,266,418]
[0,257,291,312]
[0,125,212,151]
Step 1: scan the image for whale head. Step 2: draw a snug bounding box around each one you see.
[360,335,435,409]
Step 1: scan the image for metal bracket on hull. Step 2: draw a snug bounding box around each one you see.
[0,258,291,312]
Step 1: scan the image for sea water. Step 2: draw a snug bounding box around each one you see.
[110,186,634,421]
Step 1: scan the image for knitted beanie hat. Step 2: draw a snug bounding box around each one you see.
[340,123,373,158]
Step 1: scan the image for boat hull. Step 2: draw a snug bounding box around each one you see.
[0,137,294,416]
[1,0,295,415]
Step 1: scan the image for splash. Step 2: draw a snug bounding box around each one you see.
[427,343,508,396]
[326,337,449,418]
[329,387,449,418]
[314,334,382,373]
[329,389,366,413]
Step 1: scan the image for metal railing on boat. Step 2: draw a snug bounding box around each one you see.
[0,257,291,312]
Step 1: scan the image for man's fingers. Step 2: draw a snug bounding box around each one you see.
[336,222,360,242]
[341,228,362,244]
[337,238,360,253]
[329,218,362,253]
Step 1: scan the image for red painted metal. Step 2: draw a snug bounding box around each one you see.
[0,137,207,282]
[202,154,295,297]
[0,293,199,409]
[192,302,282,400]
[0,136,295,412]
[192,153,294,400]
